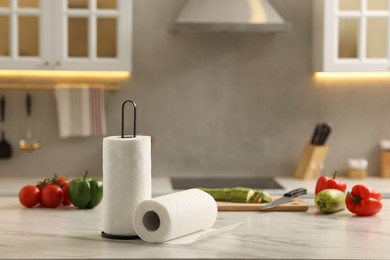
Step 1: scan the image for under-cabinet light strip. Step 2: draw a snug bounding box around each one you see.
[0,83,120,90]
[314,72,390,78]
[0,70,130,79]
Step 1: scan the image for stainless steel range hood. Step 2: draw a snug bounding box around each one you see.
[171,0,289,33]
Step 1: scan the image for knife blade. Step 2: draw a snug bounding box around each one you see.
[261,188,307,209]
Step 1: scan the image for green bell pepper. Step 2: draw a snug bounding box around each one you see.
[69,171,103,209]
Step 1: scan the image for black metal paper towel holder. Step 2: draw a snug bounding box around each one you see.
[102,99,141,240]
[121,100,137,138]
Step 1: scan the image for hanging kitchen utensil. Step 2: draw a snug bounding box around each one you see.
[19,93,40,151]
[0,95,13,159]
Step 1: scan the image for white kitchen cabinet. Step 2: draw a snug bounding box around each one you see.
[0,0,132,72]
[313,0,390,72]
[0,0,51,70]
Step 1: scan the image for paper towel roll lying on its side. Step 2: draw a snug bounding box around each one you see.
[102,135,151,238]
[133,189,218,243]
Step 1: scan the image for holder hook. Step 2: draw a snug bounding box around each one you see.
[121,100,137,138]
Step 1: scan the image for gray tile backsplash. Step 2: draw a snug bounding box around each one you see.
[1,0,389,178]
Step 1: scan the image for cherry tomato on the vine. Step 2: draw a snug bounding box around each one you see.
[19,185,41,208]
[58,176,70,186]
[40,185,64,208]
[56,176,71,205]
[61,182,71,206]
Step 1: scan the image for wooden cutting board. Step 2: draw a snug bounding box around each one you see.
[217,196,308,212]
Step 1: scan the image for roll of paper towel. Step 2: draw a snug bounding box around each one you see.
[133,189,218,243]
[102,135,151,239]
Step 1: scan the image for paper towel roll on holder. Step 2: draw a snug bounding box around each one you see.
[101,100,141,240]
[121,100,136,138]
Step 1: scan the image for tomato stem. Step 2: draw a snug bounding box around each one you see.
[84,170,89,180]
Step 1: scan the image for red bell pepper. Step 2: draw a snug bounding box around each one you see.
[315,171,347,195]
[345,184,382,216]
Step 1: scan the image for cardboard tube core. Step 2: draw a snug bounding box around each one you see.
[143,211,161,231]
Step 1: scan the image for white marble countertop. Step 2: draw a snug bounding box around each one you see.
[1,196,389,259]
[2,176,390,197]
[1,176,390,258]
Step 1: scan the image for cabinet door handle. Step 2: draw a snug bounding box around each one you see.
[55,61,61,66]
[43,61,49,66]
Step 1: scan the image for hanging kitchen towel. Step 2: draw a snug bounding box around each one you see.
[89,86,107,136]
[55,84,107,138]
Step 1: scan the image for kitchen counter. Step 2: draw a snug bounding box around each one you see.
[2,176,390,198]
[1,196,389,259]
[1,176,390,259]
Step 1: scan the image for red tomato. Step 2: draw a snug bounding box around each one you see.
[61,183,71,206]
[56,176,71,205]
[19,185,41,208]
[58,176,69,186]
[40,185,64,208]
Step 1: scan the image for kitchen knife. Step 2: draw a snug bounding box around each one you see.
[318,124,331,145]
[310,124,321,145]
[261,188,307,209]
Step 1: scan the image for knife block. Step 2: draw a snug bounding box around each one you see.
[294,142,329,179]
[380,150,390,177]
